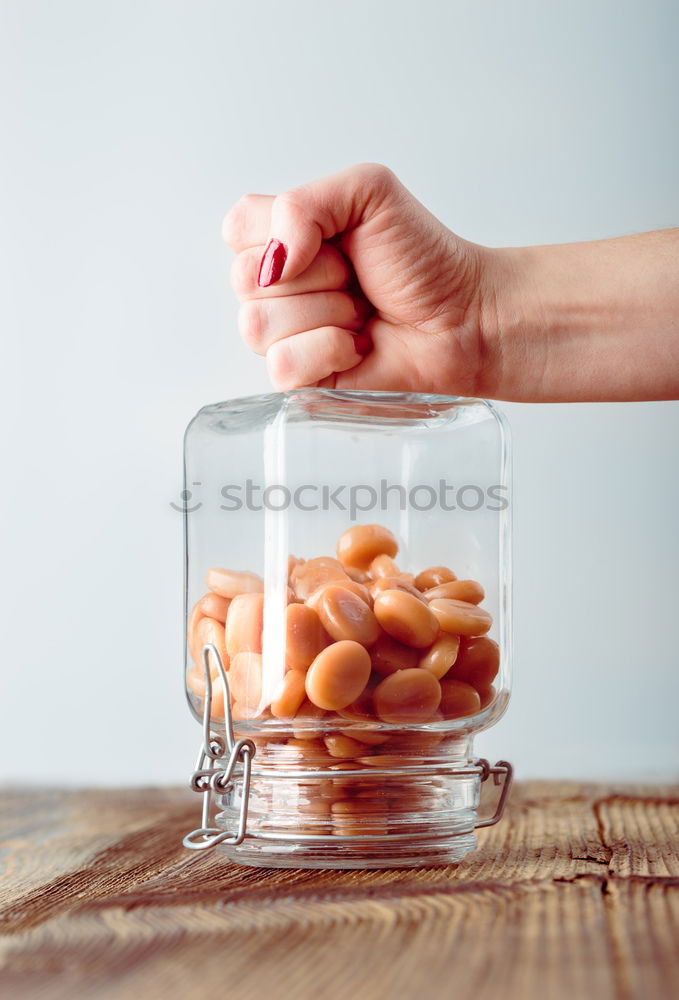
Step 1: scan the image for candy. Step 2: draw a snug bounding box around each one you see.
[186,662,226,719]
[369,554,400,578]
[439,679,481,719]
[414,566,457,590]
[291,699,328,740]
[373,668,442,724]
[373,590,439,648]
[270,669,307,719]
[305,640,372,711]
[418,634,460,679]
[450,636,500,688]
[429,598,492,637]
[315,584,381,646]
[324,734,369,759]
[206,568,263,598]
[335,681,379,722]
[193,616,228,670]
[228,651,263,715]
[285,603,328,671]
[290,556,348,600]
[370,634,420,676]
[225,593,264,657]
[336,524,398,571]
[369,576,428,603]
[477,684,497,709]
[197,592,231,622]
[332,799,388,837]
[424,579,485,605]
[345,566,370,583]
[307,578,372,609]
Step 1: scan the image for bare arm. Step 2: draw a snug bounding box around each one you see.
[481,229,679,401]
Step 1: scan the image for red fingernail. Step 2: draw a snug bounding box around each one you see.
[258,239,288,287]
[353,333,373,356]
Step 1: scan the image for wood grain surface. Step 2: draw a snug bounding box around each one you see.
[1,782,678,1000]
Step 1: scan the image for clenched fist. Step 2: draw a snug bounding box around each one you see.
[223,163,679,402]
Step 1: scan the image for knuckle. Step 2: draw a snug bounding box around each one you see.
[222,194,259,247]
[266,342,296,389]
[321,245,351,287]
[356,162,397,194]
[221,206,239,247]
[329,328,350,366]
[238,300,265,350]
[230,251,256,296]
[274,188,307,222]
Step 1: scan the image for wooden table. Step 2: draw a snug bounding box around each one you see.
[1,782,678,999]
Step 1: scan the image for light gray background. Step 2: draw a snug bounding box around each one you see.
[1,0,677,785]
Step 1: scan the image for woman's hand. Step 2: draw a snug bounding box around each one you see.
[223,164,679,402]
[222,163,490,396]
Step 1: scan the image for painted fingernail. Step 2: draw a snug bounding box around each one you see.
[258,239,288,287]
[353,333,373,356]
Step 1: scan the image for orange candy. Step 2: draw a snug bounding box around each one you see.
[373,590,439,648]
[285,603,328,671]
[291,699,328,740]
[307,578,372,609]
[429,598,492,637]
[305,640,372,711]
[290,556,348,600]
[418,634,460,679]
[225,593,264,657]
[424,579,485,605]
[477,684,497,710]
[324,734,369,759]
[373,668,442,724]
[369,554,400,579]
[271,669,307,719]
[449,636,500,688]
[197,592,231,622]
[315,584,381,646]
[414,566,457,590]
[336,524,398,572]
[369,576,427,603]
[439,679,481,719]
[186,662,227,719]
[206,567,263,598]
[229,651,263,715]
[192,616,228,670]
[370,634,420,676]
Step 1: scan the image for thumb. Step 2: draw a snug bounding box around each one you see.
[257,163,400,287]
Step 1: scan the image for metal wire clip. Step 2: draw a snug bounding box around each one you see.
[183,644,255,851]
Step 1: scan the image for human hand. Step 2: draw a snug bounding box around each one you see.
[223,165,679,402]
[222,163,489,395]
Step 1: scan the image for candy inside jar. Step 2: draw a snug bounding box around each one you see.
[182,390,512,869]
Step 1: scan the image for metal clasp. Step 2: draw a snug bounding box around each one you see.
[474,759,514,829]
[182,644,255,851]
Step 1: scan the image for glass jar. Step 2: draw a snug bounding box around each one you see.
[182,389,512,869]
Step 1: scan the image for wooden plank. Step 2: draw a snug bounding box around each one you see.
[1,783,678,1000]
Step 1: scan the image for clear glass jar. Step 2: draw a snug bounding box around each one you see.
[182,389,511,869]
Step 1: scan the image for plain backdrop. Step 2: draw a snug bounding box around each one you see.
[1,0,678,785]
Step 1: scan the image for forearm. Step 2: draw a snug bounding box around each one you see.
[481,229,679,402]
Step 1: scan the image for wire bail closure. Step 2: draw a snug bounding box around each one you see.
[183,644,513,853]
[183,644,255,851]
